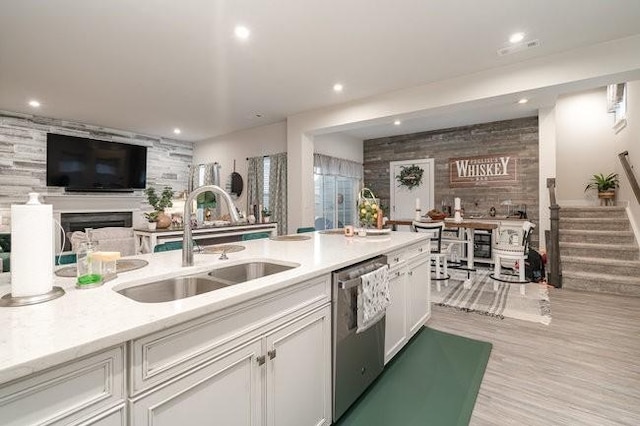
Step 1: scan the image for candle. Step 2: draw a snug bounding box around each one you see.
[415,198,420,210]
[454,197,461,210]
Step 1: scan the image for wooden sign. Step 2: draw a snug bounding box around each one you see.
[449,154,518,187]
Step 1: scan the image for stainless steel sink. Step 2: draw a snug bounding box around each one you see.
[116,276,230,303]
[208,261,296,284]
[115,261,298,303]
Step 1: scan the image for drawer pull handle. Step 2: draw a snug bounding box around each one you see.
[257,355,266,366]
[408,271,413,276]
[268,349,277,360]
[394,257,400,262]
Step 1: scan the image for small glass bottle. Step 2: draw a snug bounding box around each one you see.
[76,241,103,288]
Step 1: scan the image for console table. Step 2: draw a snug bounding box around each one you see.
[134,223,278,253]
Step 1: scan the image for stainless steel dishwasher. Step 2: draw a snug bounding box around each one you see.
[332,255,387,421]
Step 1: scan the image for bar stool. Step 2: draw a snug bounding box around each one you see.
[490,221,535,295]
[411,221,464,291]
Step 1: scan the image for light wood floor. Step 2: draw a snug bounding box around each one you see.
[429,287,640,426]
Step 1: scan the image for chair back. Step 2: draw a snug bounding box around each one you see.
[154,241,183,252]
[296,227,316,234]
[242,232,270,241]
[495,221,535,253]
[411,221,444,253]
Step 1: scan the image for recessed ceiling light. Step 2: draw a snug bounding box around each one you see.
[234,25,250,40]
[394,120,401,126]
[333,83,343,92]
[517,98,529,104]
[173,128,182,135]
[509,32,525,44]
[28,100,40,108]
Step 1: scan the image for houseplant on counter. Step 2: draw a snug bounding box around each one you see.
[143,211,159,230]
[584,172,619,206]
[262,207,272,223]
[144,186,174,228]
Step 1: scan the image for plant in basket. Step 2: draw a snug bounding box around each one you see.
[358,188,380,228]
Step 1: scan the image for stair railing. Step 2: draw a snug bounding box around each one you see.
[618,151,640,205]
[546,178,562,287]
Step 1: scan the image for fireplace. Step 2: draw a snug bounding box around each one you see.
[60,212,133,251]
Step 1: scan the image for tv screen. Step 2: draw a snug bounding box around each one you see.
[46,133,147,192]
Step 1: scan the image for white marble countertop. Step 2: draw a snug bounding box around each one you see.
[0,231,426,385]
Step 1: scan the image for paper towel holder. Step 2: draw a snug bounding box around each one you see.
[0,286,65,307]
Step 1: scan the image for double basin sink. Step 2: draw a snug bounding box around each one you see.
[116,261,297,303]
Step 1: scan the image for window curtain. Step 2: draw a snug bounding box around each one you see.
[188,162,221,191]
[246,156,264,217]
[313,153,363,179]
[269,153,287,235]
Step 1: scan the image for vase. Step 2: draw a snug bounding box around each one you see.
[147,222,157,231]
[156,212,172,229]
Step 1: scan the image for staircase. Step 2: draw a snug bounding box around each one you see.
[560,206,640,296]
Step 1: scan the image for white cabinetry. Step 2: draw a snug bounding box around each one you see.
[0,345,125,426]
[384,241,431,364]
[129,276,331,426]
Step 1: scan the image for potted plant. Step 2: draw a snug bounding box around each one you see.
[262,207,272,223]
[585,173,619,205]
[145,186,174,228]
[143,211,159,230]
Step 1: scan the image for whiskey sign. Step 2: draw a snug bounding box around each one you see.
[449,154,518,187]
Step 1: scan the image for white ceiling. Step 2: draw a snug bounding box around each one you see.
[1,0,640,142]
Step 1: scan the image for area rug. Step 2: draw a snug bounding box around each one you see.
[432,268,552,325]
[336,327,492,426]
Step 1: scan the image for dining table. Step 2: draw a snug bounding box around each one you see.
[385,218,498,287]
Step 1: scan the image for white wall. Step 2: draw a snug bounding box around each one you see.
[555,88,617,205]
[193,121,287,212]
[313,132,363,163]
[286,35,640,232]
[538,107,557,250]
[614,80,640,236]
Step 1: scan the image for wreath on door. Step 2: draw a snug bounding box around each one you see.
[396,164,424,189]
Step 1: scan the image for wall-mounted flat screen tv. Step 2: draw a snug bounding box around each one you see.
[46,133,147,192]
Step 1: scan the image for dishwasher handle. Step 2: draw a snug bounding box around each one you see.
[337,262,387,290]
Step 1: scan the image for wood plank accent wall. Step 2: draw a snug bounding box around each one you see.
[363,116,539,243]
[0,110,194,207]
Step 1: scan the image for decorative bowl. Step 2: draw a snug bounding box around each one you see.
[427,212,448,221]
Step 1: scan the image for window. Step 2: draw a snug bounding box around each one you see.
[607,83,627,133]
[263,156,271,209]
[313,153,362,230]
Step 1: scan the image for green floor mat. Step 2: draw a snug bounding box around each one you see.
[336,327,492,426]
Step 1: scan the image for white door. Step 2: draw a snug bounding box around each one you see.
[266,305,331,426]
[390,159,435,220]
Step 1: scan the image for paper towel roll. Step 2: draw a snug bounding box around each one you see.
[10,195,54,297]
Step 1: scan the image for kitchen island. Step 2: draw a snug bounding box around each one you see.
[0,230,429,425]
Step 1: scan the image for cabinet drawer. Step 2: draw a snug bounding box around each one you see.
[405,241,430,260]
[388,240,430,268]
[130,275,330,394]
[0,345,125,426]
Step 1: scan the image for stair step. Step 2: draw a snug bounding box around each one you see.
[559,229,636,244]
[559,206,626,219]
[562,256,640,276]
[562,271,640,297]
[559,242,639,260]
[559,217,629,231]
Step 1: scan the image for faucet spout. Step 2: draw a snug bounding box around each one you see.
[182,185,242,266]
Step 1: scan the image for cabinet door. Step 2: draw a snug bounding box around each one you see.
[74,404,126,426]
[406,255,431,337]
[384,266,407,364]
[130,340,263,426]
[265,305,331,426]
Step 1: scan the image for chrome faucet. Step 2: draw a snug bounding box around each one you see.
[183,185,242,266]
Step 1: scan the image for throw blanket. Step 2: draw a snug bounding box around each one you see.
[357,265,390,333]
